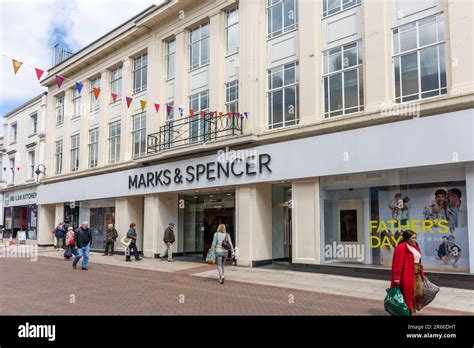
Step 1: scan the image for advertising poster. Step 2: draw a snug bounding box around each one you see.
[375,183,469,272]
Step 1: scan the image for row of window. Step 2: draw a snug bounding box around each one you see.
[7,151,36,184]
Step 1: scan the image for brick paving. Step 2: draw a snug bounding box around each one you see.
[0,256,470,316]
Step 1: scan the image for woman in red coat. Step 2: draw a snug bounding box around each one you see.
[391,230,424,315]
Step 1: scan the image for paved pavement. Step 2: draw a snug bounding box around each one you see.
[0,247,472,315]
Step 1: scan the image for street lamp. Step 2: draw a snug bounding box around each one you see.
[35,164,46,182]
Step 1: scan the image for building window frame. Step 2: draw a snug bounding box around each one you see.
[88,128,99,169]
[89,77,100,112]
[70,134,80,172]
[392,13,447,103]
[225,7,239,55]
[189,90,209,142]
[10,123,18,144]
[131,113,147,158]
[225,80,239,112]
[110,66,122,103]
[28,150,35,180]
[72,87,81,119]
[165,39,176,80]
[267,61,300,129]
[9,157,15,184]
[323,40,364,118]
[108,121,121,164]
[56,94,65,125]
[133,53,148,94]
[266,0,298,40]
[30,113,38,135]
[322,0,361,18]
[55,140,63,175]
[189,23,210,70]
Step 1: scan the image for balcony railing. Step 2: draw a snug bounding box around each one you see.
[147,111,244,154]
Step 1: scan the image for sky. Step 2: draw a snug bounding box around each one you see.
[0,0,160,120]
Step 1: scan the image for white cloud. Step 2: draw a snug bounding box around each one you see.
[0,0,157,116]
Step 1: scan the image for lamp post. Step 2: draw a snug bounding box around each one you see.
[35,164,46,182]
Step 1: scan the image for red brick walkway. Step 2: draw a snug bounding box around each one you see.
[0,256,470,315]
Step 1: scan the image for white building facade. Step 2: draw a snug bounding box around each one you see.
[33,0,473,287]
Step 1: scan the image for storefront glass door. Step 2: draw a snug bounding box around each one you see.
[272,184,292,264]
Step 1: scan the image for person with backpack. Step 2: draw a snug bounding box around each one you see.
[211,224,235,284]
[103,224,118,256]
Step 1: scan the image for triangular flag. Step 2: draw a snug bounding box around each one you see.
[228,112,232,119]
[218,112,224,120]
[93,87,101,100]
[126,97,133,108]
[111,93,118,103]
[201,111,205,118]
[237,112,241,118]
[16,167,20,171]
[12,59,22,74]
[244,112,248,119]
[56,75,65,89]
[178,106,184,117]
[189,109,195,117]
[75,82,83,94]
[166,105,172,116]
[140,100,146,111]
[2,167,6,172]
[154,103,160,113]
[210,111,214,119]
[35,68,44,81]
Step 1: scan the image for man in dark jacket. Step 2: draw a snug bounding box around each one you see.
[72,221,92,270]
[103,224,118,256]
[54,222,66,249]
[160,222,175,262]
[126,223,142,261]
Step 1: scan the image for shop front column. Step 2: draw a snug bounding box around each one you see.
[37,204,55,246]
[292,178,321,265]
[236,183,272,267]
[143,194,159,258]
[116,196,144,253]
[466,163,474,274]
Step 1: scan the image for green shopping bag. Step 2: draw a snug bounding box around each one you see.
[384,287,410,316]
[206,248,216,264]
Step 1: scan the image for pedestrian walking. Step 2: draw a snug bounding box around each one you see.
[64,227,75,259]
[211,224,234,284]
[103,224,118,256]
[126,223,142,262]
[72,221,92,271]
[54,222,66,250]
[391,230,424,315]
[160,222,175,262]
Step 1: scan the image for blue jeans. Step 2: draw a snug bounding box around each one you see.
[216,251,228,278]
[73,245,90,268]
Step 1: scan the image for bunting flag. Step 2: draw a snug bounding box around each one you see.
[93,87,101,100]
[75,82,83,94]
[218,112,224,120]
[2,168,6,172]
[126,97,133,108]
[56,75,65,89]
[237,112,241,118]
[244,112,248,119]
[210,111,214,119]
[166,105,172,116]
[201,110,205,118]
[178,106,184,117]
[35,68,44,81]
[16,167,20,171]
[140,100,146,111]
[189,109,195,117]
[111,93,118,103]
[227,112,232,120]
[154,103,160,113]
[12,59,22,74]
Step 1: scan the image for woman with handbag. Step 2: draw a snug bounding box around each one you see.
[391,230,424,315]
[211,224,235,284]
[64,227,75,259]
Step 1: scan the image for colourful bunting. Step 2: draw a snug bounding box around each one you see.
[2,168,6,172]
[178,106,184,117]
[189,109,195,117]
[227,112,232,119]
[166,105,172,116]
[237,112,241,118]
[16,167,20,171]
[56,75,65,89]
[218,112,223,120]
[201,111,205,118]
[35,68,44,81]
[140,100,146,111]
[244,112,248,119]
[75,82,83,94]
[111,93,118,103]
[93,87,101,100]
[126,97,133,108]
[210,111,214,119]
[12,59,22,74]
[154,103,160,113]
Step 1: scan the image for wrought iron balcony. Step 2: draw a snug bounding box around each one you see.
[147,111,244,154]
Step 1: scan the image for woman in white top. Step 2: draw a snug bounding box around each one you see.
[391,230,424,315]
[211,224,235,284]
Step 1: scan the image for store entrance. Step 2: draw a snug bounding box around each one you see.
[178,190,235,260]
[272,184,292,265]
